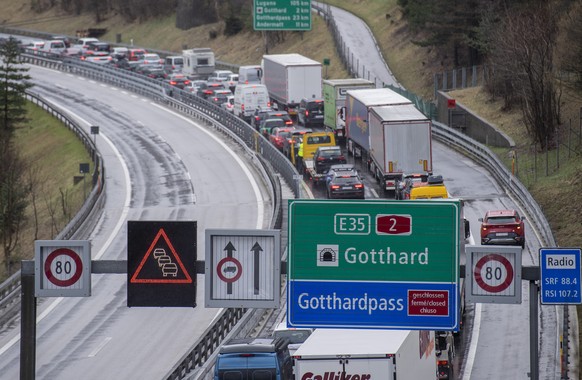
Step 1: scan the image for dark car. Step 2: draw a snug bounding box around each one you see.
[297,98,324,128]
[84,41,111,56]
[313,146,346,174]
[209,89,232,107]
[165,73,191,89]
[326,165,365,199]
[252,108,293,130]
[479,209,526,248]
[198,81,226,99]
[282,127,312,159]
[259,118,286,138]
[137,65,166,80]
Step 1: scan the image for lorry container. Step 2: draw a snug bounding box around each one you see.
[293,329,437,380]
[261,54,322,117]
[367,103,433,195]
[182,48,215,79]
[322,78,375,140]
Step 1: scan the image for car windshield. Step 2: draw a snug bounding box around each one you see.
[487,216,516,224]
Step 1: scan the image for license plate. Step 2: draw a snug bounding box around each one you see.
[497,232,508,236]
[343,186,353,190]
[315,115,323,119]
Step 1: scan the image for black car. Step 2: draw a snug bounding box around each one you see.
[137,65,166,80]
[297,98,324,128]
[313,146,346,174]
[252,108,293,130]
[165,73,191,90]
[325,165,365,199]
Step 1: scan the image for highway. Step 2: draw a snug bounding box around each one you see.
[0,64,271,379]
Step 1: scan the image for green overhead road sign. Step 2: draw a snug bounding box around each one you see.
[254,0,312,31]
[287,199,463,330]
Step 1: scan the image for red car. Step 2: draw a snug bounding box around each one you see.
[479,209,525,248]
[269,127,295,150]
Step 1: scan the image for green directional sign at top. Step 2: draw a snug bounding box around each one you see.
[253,0,312,31]
[288,199,462,283]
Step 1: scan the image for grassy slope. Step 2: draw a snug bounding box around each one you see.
[3,103,91,277]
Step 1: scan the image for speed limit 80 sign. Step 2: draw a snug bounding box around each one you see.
[466,245,522,304]
[35,240,91,297]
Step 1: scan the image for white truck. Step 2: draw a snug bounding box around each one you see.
[182,48,215,79]
[345,88,431,197]
[323,78,375,141]
[293,329,437,380]
[261,54,322,117]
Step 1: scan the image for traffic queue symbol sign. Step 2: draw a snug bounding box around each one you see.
[466,245,522,304]
[288,199,462,331]
[35,240,91,297]
[44,248,83,287]
[205,229,281,308]
[130,228,192,284]
[127,221,197,308]
[540,248,582,305]
[474,253,514,293]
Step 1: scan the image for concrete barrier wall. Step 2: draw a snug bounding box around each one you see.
[436,90,515,148]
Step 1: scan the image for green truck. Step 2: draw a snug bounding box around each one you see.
[322,78,374,141]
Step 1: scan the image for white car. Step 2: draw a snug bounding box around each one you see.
[221,95,235,113]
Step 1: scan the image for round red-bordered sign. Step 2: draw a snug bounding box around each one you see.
[44,248,83,287]
[216,257,242,283]
[474,253,514,293]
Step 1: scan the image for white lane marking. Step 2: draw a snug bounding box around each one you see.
[88,337,112,357]
[151,103,265,229]
[462,303,482,379]
[0,106,132,357]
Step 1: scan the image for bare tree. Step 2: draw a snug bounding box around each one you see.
[486,4,561,149]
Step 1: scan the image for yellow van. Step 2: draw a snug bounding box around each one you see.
[409,175,449,199]
[300,131,336,160]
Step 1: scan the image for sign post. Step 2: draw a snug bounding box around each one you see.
[540,248,582,304]
[287,199,462,330]
[466,245,522,304]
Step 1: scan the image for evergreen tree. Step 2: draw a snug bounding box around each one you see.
[0,37,32,275]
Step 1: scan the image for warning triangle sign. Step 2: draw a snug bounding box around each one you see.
[130,228,193,284]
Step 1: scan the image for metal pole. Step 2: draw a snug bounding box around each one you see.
[529,280,539,380]
[20,262,36,380]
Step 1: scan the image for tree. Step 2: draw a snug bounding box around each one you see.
[0,37,32,275]
[485,4,561,149]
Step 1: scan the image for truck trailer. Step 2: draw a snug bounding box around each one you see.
[293,329,437,380]
[322,78,375,141]
[262,54,322,117]
[345,88,431,196]
[367,103,433,196]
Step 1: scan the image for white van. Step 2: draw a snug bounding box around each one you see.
[41,40,66,55]
[233,83,270,121]
[238,65,263,84]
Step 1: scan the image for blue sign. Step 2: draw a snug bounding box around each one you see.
[287,280,459,330]
[540,248,582,305]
